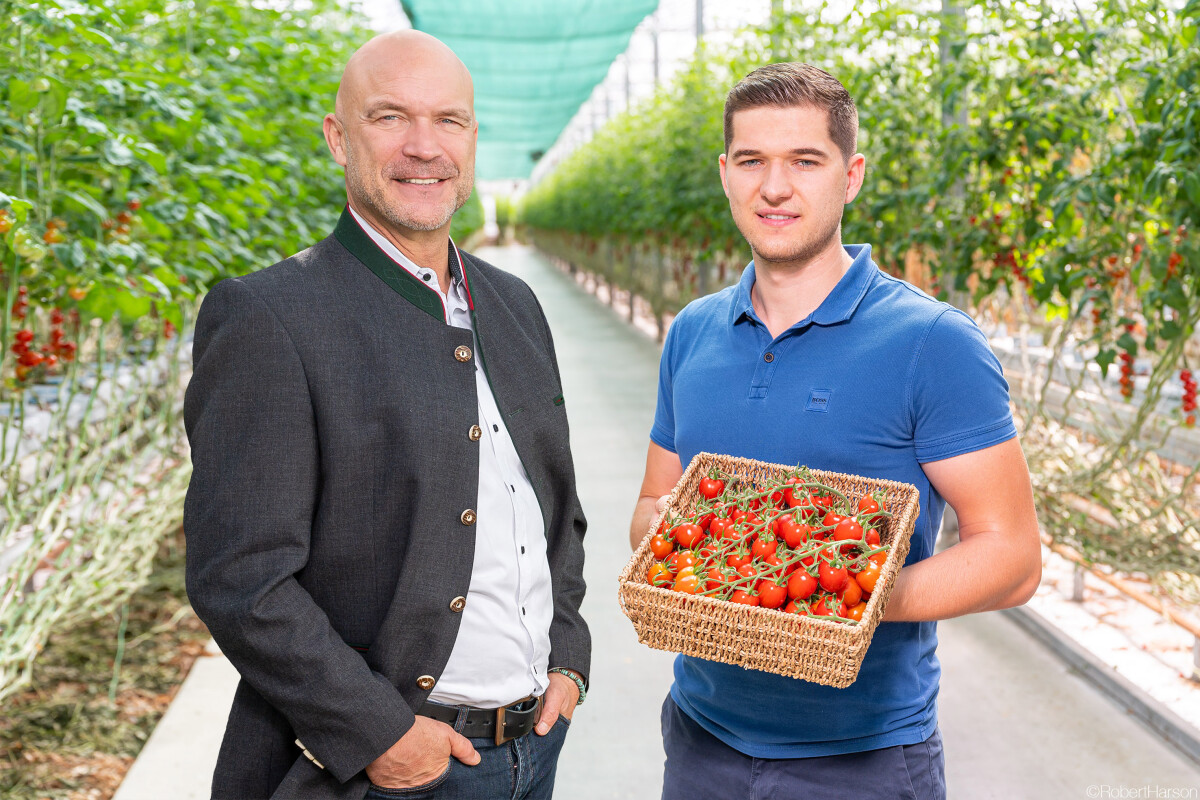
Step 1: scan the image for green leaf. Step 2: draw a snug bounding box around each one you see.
[62,190,109,221]
[102,138,135,167]
[113,290,153,324]
[7,79,36,116]
[1186,172,1200,206]
[1095,348,1115,378]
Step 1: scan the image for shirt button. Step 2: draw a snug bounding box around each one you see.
[492,424,499,432]
[416,675,436,690]
[469,425,483,441]
[449,596,466,613]
[764,352,775,363]
[460,509,477,526]
[454,345,472,362]
[421,273,432,282]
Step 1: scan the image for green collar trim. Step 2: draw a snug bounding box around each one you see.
[333,207,452,322]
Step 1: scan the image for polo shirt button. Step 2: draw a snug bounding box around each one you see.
[455,345,472,362]
[469,424,483,441]
[416,675,436,690]
[450,596,466,612]
[460,509,477,526]
[764,352,775,363]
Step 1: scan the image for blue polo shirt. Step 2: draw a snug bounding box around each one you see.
[650,244,1016,758]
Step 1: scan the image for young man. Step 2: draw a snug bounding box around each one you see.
[185,31,589,800]
[629,63,1041,799]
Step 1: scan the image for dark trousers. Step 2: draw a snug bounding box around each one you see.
[661,695,946,800]
[365,714,570,800]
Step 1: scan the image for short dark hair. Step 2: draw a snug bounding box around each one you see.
[723,63,858,161]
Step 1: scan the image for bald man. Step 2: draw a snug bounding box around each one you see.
[184,30,590,800]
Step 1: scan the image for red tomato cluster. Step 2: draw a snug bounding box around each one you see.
[11,307,77,383]
[1182,369,1196,428]
[1118,351,1135,399]
[643,468,892,624]
[10,285,29,321]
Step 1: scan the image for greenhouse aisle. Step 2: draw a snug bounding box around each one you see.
[117,243,1200,800]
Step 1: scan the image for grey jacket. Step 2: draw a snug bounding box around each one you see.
[183,210,590,799]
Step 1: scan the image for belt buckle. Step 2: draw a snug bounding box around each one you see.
[495,695,542,746]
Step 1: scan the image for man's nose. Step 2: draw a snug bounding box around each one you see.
[401,118,443,162]
[759,162,792,205]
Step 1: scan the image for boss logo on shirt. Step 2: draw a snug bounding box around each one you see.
[805,389,832,412]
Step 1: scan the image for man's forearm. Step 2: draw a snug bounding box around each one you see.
[630,495,661,551]
[882,530,1041,622]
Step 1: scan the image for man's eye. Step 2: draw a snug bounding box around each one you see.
[740,159,761,167]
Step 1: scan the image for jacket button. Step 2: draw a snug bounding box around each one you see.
[468,424,483,441]
[450,596,466,612]
[460,509,477,526]
[416,675,436,690]
[454,345,473,362]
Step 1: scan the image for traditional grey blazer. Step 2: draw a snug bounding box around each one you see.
[183,210,590,799]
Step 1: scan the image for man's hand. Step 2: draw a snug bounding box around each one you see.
[534,671,580,735]
[365,716,480,789]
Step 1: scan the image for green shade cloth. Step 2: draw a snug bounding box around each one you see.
[401,0,657,179]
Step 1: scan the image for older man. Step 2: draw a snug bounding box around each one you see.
[184,30,589,800]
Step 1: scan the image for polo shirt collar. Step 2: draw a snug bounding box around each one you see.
[730,243,876,329]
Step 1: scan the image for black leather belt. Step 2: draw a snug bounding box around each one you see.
[417,695,543,746]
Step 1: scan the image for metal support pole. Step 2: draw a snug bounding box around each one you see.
[624,55,631,110]
[695,0,704,41]
[1072,564,1086,602]
[652,25,660,86]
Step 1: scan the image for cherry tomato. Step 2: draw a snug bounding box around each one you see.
[709,517,732,539]
[846,601,867,622]
[818,560,849,593]
[672,550,698,573]
[751,535,776,562]
[699,476,725,500]
[834,518,863,543]
[674,570,700,594]
[736,563,759,580]
[650,534,674,560]
[787,571,817,600]
[857,495,886,525]
[810,597,833,617]
[727,549,752,570]
[778,517,811,549]
[646,563,672,586]
[730,589,760,606]
[672,523,704,549]
[839,578,863,607]
[757,580,787,609]
[855,561,882,594]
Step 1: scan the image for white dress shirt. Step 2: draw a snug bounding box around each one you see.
[347,206,553,707]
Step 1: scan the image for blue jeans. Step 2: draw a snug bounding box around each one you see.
[661,695,946,800]
[364,713,570,800]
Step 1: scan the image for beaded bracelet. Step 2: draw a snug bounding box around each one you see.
[547,667,587,705]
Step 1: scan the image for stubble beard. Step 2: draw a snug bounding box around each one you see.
[742,211,843,271]
[344,142,474,233]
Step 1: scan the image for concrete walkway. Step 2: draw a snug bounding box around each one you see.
[115,244,1200,800]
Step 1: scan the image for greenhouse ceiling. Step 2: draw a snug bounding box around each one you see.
[401,0,659,180]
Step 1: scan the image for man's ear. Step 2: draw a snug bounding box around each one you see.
[844,153,866,205]
[718,153,730,199]
[323,114,348,167]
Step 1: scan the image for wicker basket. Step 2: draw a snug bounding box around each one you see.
[617,452,920,687]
